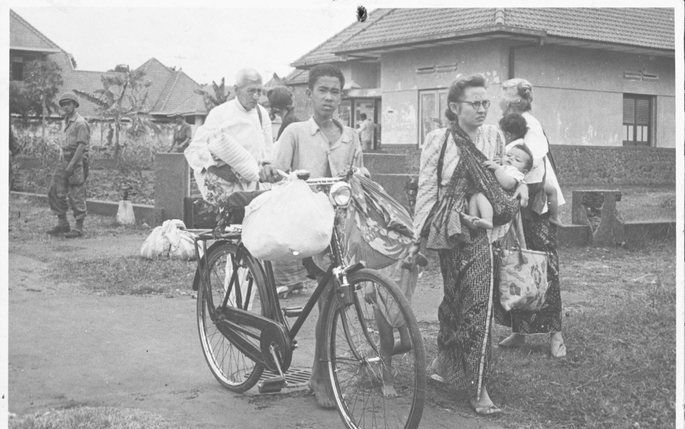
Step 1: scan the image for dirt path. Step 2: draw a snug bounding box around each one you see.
[8,235,504,429]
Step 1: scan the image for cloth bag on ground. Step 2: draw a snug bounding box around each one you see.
[241,176,335,262]
[140,219,198,260]
[343,174,416,269]
[498,213,549,312]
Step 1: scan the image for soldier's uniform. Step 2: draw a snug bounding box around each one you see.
[47,93,90,237]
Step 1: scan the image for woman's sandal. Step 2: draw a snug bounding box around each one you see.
[470,398,503,416]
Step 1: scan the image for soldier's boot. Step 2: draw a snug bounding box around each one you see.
[64,218,84,239]
[46,215,70,235]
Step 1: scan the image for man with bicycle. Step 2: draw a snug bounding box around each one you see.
[270,63,364,409]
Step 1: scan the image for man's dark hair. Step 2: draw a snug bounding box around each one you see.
[307,64,345,90]
[360,113,367,120]
[499,113,528,140]
[510,143,534,172]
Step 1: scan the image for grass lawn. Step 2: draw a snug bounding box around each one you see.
[9,407,188,429]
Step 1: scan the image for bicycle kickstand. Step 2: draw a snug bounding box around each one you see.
[258,344,287,394]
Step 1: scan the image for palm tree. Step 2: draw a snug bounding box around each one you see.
[75,66,158,168]
[194,77,231,111]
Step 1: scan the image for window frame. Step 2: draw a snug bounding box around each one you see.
[418,88,448,148]
[622,93,655,147]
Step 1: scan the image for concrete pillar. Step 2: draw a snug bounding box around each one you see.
[571,190,624,246]
[154,153,191,221]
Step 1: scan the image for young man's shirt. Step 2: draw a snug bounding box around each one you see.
[272,117,363,178]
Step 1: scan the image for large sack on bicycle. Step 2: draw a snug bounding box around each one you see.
[344,174,416,269]
[242,178,335,262]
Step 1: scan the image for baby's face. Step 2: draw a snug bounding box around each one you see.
[504,147,531,173]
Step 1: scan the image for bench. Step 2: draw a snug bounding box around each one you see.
[571,190,625,246]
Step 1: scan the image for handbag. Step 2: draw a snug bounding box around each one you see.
[498,213,549,312]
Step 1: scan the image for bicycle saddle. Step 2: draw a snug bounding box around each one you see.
[223,190,266,209]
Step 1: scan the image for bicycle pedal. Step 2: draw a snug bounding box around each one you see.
[258,377,286,393]
[282,306,304,317]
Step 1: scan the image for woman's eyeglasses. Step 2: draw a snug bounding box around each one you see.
[459,100,491,110]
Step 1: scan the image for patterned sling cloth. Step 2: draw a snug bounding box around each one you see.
[424,124,519,250]
[344,174,416,268]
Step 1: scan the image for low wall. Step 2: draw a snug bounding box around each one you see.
[379,144,675,186]
[11,191,163,226]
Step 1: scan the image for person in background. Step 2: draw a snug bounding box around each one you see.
[272,63,363,409]
[268,86,300,141]
[499,112,562,226]
[356,112,374,151]
[265,86,308,297]
[46,92,90,238]
[168,114,193,153]
[496,78,566,358]
[184,68,276,206]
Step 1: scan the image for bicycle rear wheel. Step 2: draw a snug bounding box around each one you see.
[196,241,269,392]
[325,268,425,429]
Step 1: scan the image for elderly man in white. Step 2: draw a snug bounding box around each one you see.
[185,68,277,204]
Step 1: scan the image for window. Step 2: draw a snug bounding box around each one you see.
[10,57,23,81]
[419,89,448,148]
[623,94,654,146]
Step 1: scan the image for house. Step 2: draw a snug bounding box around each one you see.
[286,8,675,150]
[10,10,207,127]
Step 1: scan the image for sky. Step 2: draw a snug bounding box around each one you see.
[11,4,359,85]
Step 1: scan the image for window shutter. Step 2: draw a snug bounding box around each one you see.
[635,98,650,125]
[623,98,635,124]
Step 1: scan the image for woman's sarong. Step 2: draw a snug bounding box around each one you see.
[432,228,495,399]
[424,125,516,399]
[495,209,562,333]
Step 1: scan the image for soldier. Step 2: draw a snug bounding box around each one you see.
[47,92,90,238]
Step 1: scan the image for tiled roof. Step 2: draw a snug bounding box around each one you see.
[336,8,674,53]
[10,11,207,119]
[284,68,308,86]
[10,9,63,53]
[291,9,394,67]
[503,8,674,51]
[151,70,207,116]
[61,70,122,118]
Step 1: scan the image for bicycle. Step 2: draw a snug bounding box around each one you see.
[191,173,426,429]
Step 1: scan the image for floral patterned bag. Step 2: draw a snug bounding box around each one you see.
[498,213,549,312]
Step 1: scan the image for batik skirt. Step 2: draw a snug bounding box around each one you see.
[431,228,495,398]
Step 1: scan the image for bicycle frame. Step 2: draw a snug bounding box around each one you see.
[193,204,362,374]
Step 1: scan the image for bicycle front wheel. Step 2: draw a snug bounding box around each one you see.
[325,268,426,429]
[196,241,269,392]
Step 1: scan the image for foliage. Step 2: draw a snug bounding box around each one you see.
[11,59,63,148]
[195,77,230,110]
[74,66,160,168]
[21,59,63,118]
[9,82,41,118]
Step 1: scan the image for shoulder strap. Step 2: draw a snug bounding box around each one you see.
[256,105,263,127]
[436,128,450,189]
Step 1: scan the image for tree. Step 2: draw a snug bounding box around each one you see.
[75,66,158,168]
[22,59,63,145]
[195,78,231,111]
